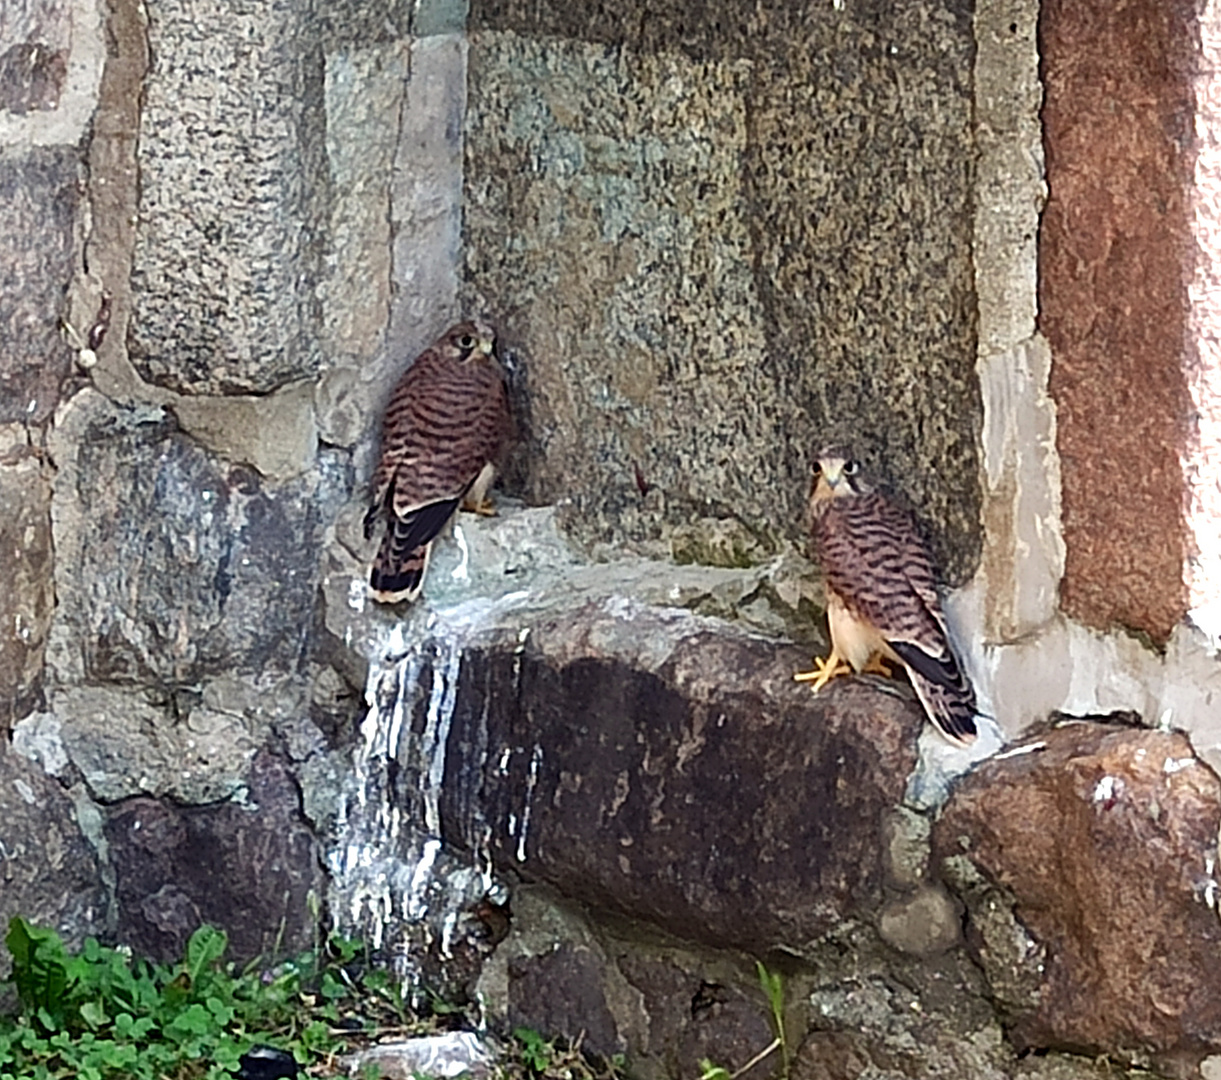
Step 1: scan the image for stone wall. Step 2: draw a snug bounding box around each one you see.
[0,0,470,962]
[5,0,1221,1078]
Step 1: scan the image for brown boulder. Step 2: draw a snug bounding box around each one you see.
[433,599,924,955]
[934,722,1221,1069]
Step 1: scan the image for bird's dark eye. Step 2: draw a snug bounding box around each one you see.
[458,334,476,349]
[812,462,823,476]
[843,460,860,476]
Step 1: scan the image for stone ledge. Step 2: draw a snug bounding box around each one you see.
[419,596,925,956]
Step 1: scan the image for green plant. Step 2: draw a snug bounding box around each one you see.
[513,1026,554,1074]
[755,961,788,1080]
[695,962,789,1080]
[0,916,402,1079]
[510,1027,625,1080]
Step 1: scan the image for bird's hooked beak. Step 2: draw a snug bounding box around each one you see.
[818,457,848,489]
[472,320,496,357]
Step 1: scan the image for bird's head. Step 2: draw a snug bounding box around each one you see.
[445,319,497,362]
[811,445,872,501]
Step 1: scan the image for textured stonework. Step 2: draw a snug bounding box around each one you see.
[128,0,327,395]
[0,0,69,115]
[0,742,107,954]
[0,0,103,147]
[935,722,1221,1070]
[104,753,325,964]
[463,0,982,583]
[0,146,77,424]
[0,428,54,728]
[1185,5,1221,639]
[47,390,350,690]
[1040,0,1195,642]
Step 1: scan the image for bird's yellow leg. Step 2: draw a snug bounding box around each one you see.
[794,647,853,692]
[860,653,893,677]
[461,495,498,517]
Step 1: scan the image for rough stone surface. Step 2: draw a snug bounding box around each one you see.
[0,0,69,115]
[792,1031,1153,1080]
[104,752,324,965]
[0,145,77,424]
[169,381,318,482]
[0,428,54,727]
[41,684,266,804]
[463,0,982,583]
[0,0,104,147]
[426,601,922,955]
[1040,0,1194,642]
[387,34,467,364]
[129,0,328,395]
[934,722,1221,1068]
[876,884,960,958]
[507,943,625,1056]
[320,43,406,364]
[479,886,783,1080]
[347,1034,494,1080]
[47,390,350,690]
[0,741,107,959]
[612,951,777,1080]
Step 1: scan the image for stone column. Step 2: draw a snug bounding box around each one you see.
[1040,0,1197,646]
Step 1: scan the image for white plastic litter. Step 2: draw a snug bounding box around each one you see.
[347,1031,494,1079]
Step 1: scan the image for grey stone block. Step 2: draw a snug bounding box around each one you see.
[129,0,327,395]
[464,0,981,583]
[0,146,77,424]
[0,742,107,959]
[47,389,351,690]
[104,752,325,964]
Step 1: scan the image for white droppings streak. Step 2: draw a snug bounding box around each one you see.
[1164,756,1197,774]
[407,838,442,920]
[327,591,532,975]
[422,640,462,835]
[517,744,544,863]
[451,524,470,582]
[993,741,1046,760]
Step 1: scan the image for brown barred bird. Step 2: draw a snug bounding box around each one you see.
[364,320,510,604]
[795,447,977,746]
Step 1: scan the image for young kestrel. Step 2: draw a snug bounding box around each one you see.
[364,320,510,604]
[795,447,978,746]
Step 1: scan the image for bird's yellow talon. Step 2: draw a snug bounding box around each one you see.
[861,654,892,677]
[794,653,853,692]
[462,496,498,517]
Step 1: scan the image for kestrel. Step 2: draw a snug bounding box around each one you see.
[795,447,978,746]
[364,320,510,604]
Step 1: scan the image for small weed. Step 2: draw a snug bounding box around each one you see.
[755,961,788,1080]
[514,1026,554,1073]
[0,917,636,1080]
[696,961,789,1080]
[510,1027,623,1080]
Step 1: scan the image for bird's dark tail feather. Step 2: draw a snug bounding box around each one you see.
[367,496,463,604]
[369,542,430,603]
[906,673,977,745]
[889,639,977,746]
[370,520,432,604]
